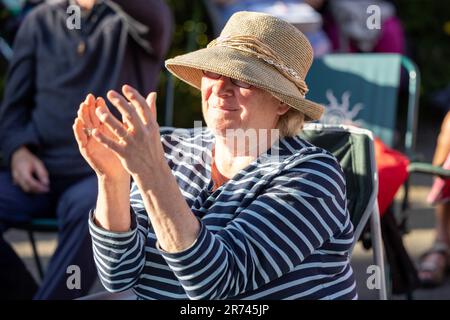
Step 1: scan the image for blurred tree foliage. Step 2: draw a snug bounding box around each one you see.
[396,0,450,103]
[158,0,213,128]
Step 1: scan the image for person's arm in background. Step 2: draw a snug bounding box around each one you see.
[304,0,325,10]
[0,9,49,193]
[111,0,174,59]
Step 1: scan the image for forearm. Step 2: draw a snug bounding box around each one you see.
[89,186,146,292]
[110,0,173,57]
[94,175,132,232]
[133,163,200,253]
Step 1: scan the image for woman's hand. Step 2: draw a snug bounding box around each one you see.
[90,85,165,179]
[73,94,128,180]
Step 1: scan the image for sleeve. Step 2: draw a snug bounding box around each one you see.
[88,184,150,292]
[158,153,350,299]
[110,0,174,59]
[0,11,39,167]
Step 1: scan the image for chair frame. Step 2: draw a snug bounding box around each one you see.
[10,218,58,280]
[302,123,387,300]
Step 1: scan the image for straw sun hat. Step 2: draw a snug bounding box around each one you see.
[165,11,324,121]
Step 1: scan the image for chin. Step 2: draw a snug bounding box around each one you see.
[209,122,239,135]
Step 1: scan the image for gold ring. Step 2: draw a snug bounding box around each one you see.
[84,127,94,137]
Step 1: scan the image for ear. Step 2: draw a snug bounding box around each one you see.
[277,101,290,115]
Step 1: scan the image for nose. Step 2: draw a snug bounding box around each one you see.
[212,76,234,97]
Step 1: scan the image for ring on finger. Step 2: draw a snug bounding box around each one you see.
[84,127,94,137]
[120,128,132,139]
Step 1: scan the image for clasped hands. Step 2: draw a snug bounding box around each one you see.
[73,84,165,180]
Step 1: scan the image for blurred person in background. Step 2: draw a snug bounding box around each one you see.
[322,0,405,54]
[210,0,332,56]
[0,0,173,299]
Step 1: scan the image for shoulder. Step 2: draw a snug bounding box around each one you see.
[269,136,346,199]
[277,135,343,174]
[24,0,66,19]
[18,0,67,30]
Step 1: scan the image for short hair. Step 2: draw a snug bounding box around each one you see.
[276,107,305,138]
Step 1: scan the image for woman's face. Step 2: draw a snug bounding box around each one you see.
[201,72,289,137]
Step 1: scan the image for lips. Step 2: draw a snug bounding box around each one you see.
[213,105,239,111]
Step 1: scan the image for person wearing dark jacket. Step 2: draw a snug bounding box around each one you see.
[0,0,173,299]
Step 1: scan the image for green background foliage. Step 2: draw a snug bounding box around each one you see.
[158,0,211,128]
[396,0,450,100]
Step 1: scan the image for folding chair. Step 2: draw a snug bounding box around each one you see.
[305,53,441,213]
[9,218,58,280]
[300,123,387,300]
[306,54,450,297]
[306,53,419,155]
[306,53,450,224]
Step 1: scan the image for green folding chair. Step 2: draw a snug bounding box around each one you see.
[300,123,387,300]
[306,53,450,223]
[306,53,419,156]
[10,218,58,280]
[305,54,450,298]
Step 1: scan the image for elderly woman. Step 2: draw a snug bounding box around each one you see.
[73,11,357,300]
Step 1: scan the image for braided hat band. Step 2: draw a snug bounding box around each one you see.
[207,35,309,98]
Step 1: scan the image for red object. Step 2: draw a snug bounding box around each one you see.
[374,138,410,216]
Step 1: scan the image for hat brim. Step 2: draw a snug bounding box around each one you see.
[165,46,324,122]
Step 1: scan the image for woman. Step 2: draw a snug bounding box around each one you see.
[73,11,357,299]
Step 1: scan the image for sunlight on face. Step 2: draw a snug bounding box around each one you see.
[201,74,288,137]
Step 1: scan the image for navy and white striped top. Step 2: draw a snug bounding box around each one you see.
[89,127,358,300]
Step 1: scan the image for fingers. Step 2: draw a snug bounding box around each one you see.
[73,118,88,148]
[76,93,96,129]
[95,102,130,142]
[91,128,123,154]
[13,165,49,193]
[33,159,50,188]
[107,90,137,128]
[122,85,154,125]
[89,97,101,128]
[86,93,95,105]
[24,175,49,193]
[78,102,93,129]
[85,94,96,126]
[146,92,157,120]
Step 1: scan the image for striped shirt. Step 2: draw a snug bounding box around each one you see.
[89,127,358,300]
